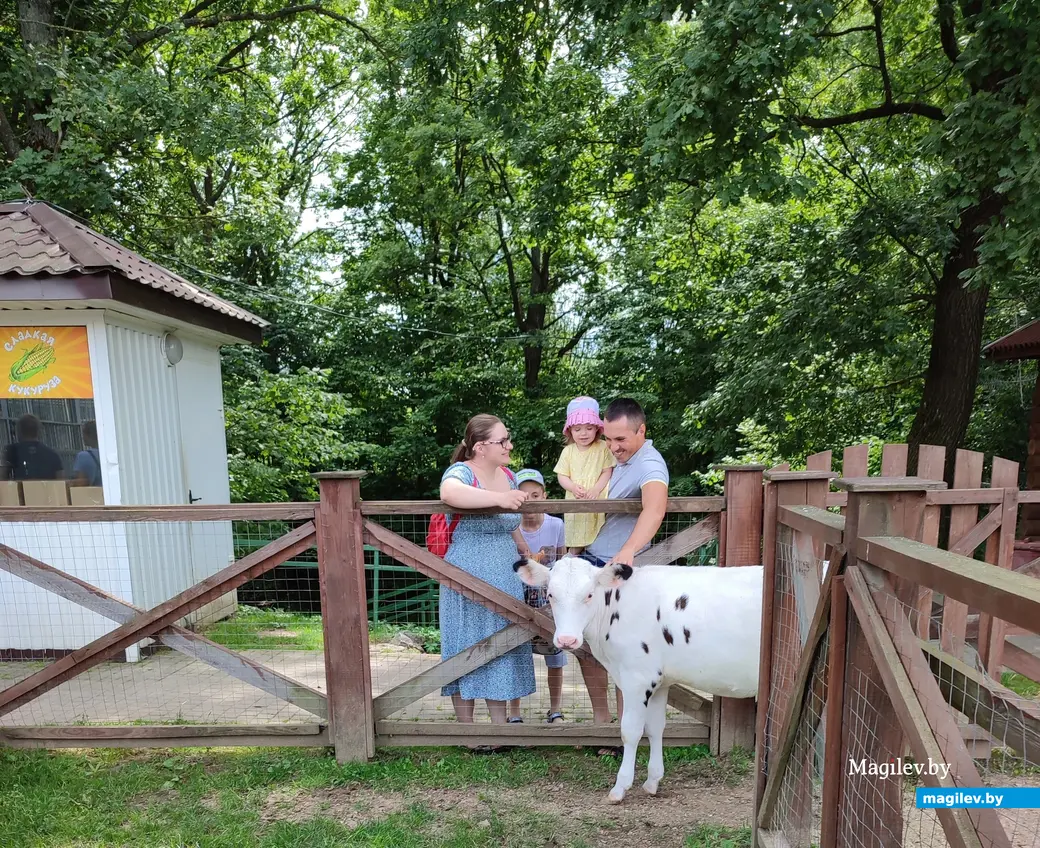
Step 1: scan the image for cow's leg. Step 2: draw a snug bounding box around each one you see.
[608,683,647,804]
[642,685,669,796]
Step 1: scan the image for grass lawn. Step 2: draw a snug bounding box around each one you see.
[200,606,441,654]
[1003,671,1040,699]
[0,744,753,847]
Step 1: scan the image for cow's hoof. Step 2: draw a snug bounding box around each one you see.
[607,788,626,804]
[642,779,659,796]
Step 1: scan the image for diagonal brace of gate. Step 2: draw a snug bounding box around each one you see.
[0,543,327,720]
[0,521,317,719]
[363,520,711,724]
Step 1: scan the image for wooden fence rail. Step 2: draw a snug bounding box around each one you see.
[0,469,739,756]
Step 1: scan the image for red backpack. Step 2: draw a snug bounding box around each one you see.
[426,467,516,557]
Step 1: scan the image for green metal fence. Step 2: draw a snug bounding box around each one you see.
[232,522,438,626]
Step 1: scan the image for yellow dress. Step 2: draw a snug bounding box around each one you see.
[554,440,616,548]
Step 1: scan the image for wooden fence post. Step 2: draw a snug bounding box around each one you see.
[315,471,375,763]
[714,464,765,755]
[837,475,945,847]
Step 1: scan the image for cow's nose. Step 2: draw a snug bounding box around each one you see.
[556,635,579,649]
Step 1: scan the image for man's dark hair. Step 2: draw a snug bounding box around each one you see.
[16,413,40,441]
[604,398,646,428]
[82,420,98,447]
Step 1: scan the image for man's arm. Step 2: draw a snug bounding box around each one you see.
[609,480,668,567]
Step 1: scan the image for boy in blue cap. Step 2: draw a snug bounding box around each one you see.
[508,468,567,723]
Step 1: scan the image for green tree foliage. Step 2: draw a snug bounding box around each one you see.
[2,0,1037,500]
[224,360,370,502]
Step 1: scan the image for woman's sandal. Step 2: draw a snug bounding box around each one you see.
[507,716,523,724]
[545,711,565,723]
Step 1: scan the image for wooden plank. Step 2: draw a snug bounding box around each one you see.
[714,467,763,755]
[0,726,328,750]
[666,685,711,725]
[753,480,779,844]
[826,492,847,508]
[315,473,374,763]
[359,496,725,515]
[761,471,837,482]
[756,545,841,828]
[776,505,844,547]
[818,575,847,848]
[858,536,1040,635]
[916,445,947,638]
[0,522,317,718]
[1018,490,1040,504]
[373,624,534,721]
[835,476,947,493]
[374,721,709,748]
[979,458,1021,674]
[363,520,574,653]
[0,504,317,521]
[757,832,794,848]
[964,619,1030,640]
[0,723,322,739]
[843,568,986,848]
[947,504,1004,557]
[863,566,1012,848]
[881,443,908,477]
[942,449,984,655]
[921,639,1040,767]
[633,513,719,566]
[0,544,328,720]
[805,451,832,473]
[1002,639,1040,684]
[926,489,1003,506]
[842,443,870,478]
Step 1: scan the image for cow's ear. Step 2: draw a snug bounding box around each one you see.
[513,557,550,586]
[595,562,633,589]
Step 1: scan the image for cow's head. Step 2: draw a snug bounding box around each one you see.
[514,555,632,650]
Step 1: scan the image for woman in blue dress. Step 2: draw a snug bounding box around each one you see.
[439,413,536,724]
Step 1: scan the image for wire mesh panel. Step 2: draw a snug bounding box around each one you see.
[363,508,720,728]
[860,575,1040,848]
[0,517,322,730]
[768,631,829,847]
[761,521,832,847]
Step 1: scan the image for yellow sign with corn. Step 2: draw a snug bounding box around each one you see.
[0,326,93,399]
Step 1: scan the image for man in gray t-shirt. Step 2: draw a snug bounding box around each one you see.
[578,398,669,733]
[584,398,669,567]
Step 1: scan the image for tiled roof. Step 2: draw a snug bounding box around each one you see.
[983,320,1040,361]
[0,200,268,329]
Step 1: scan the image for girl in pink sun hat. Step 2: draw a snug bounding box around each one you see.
[553,396,616,553]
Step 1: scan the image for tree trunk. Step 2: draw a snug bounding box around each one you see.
[17,0,60,153]
[522,247,549,392]
[907,193,1003,479]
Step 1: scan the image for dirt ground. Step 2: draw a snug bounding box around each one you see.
[260,770,756,846]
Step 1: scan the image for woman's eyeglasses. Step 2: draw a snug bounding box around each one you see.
[480,436,512,447]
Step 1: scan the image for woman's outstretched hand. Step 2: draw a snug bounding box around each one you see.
[497,489,529,510]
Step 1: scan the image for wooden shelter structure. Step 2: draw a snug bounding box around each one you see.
[0,198,268,658]
[983,322,1040,544]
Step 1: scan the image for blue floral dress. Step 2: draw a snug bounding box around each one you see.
[438,462,536,702]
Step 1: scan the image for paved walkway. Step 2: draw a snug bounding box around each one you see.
[0,644,699,728]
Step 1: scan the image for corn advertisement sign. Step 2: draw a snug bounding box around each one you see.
[0,327,93,399]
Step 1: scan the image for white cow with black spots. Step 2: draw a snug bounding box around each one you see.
[514,554,763,804]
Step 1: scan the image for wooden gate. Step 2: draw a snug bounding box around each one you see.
[754,444,1040,848]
